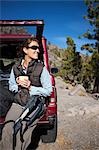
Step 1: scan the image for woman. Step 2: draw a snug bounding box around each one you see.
[0,37,52,140]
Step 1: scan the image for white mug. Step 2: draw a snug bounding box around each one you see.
[19,76,29,81]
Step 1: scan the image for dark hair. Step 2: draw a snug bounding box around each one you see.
[22,37,39,48]
[16,37,39,58]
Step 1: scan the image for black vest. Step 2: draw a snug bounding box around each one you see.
[13,59,44,106]
[13,59,44,87]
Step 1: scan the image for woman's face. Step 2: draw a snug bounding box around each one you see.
[23,40,40,60]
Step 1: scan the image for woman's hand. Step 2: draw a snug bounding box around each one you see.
[16,76,31,89]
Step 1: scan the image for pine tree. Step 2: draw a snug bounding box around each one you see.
[60,37,82,83]
[81,0,99,92]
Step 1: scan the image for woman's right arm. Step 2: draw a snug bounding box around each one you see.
[9,68,18,92]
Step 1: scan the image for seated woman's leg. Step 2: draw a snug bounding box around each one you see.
[0,83,14,140]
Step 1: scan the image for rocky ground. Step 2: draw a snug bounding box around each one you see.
[37,77,99,150]
[0,77,99,150]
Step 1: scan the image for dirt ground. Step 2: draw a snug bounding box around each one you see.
[0,77,99,150]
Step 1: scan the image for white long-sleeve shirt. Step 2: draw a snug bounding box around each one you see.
[9,66,52,97]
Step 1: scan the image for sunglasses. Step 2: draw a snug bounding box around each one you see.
[28,46,39,50]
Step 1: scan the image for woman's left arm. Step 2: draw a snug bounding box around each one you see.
[29,66,52,97]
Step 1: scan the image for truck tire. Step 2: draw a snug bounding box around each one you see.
[41,116,57,143]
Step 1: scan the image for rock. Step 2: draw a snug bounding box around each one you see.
[68,84,88,96]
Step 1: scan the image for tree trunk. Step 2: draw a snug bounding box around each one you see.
[93,76,99,93]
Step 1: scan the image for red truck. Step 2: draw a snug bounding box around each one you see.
[0,20,57,143]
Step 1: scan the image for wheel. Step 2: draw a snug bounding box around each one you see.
[41,116,57,143]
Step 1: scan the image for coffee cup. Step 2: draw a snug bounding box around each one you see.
[19,76,28,81]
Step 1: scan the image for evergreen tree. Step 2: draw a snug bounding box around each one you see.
[81,0,99,92]
[81,55,93,91]
[60,37,82,83]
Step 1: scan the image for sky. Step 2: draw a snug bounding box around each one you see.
[0,0,94,53]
